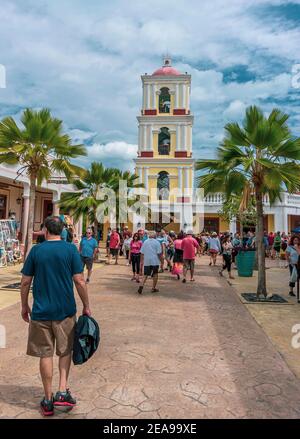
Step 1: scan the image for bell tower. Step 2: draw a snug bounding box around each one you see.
[134,57,195,230]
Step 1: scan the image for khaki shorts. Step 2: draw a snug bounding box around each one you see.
[27,315,76,358]
[183,259,195,270]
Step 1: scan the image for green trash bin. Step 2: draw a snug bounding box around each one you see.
[236,250,255,277]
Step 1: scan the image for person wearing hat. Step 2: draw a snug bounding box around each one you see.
[181,230,200,283]
[208,232,221,266]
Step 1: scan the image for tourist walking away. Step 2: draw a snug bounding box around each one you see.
[129,233,142,282]
[123,234,132,265]
[138,231,163,294]
[181,230,200,283]
[157,230,168,272]
[273,231,282,258]
[219,235,235,279]
[20,216,91,416]
[108,229,121,265]
[172,232,184,280]
[208,232,221,266]
[79,228,98,283]
[286,235,300,297]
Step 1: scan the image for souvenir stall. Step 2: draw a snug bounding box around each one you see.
[0,219,23,267]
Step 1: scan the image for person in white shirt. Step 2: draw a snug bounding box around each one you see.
[208,232,221,266]
[138,231,163,295]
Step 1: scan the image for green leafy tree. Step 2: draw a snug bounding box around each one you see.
[60,163,142,238]
[196,106,300,297]
[218,193,257,231]
[0,108,86,254]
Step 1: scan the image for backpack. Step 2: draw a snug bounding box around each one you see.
[72,315,100,365]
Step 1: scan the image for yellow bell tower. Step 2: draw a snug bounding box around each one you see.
[134,56,195,231]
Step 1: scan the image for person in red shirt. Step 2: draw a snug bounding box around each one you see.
[108,229,121,265]
[181,230,200,283]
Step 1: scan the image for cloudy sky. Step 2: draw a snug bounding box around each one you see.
[0,0,300,171]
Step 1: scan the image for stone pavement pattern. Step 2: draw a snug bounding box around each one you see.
[1,259,300,419]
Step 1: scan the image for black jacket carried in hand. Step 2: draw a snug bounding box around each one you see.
[72,315,100,365]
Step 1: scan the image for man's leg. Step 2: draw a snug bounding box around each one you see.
[115,251,119,265]
[40,357,53,400]
[152,272,158,289]
[190,261,195,280]
[183,261,188,283]
[87,260,93,282]
[58,354,72,392]
[138,275,148,294]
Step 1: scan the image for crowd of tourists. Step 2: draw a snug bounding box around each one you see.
[19,215,300,416]
[103,227,300,297]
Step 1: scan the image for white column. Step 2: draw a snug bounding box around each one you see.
[187,85,190,111]
[184,83,188,110]
[150,125,153,151]
[283,209,288,233]
[143,125,147,151]
[191,167,194,192]
[183,125,187,151]
[137,167,143,184]
[274,209,284,232]
[181,125,185,151]
[75,215,83,240]
[184,167,189,191]
[138,125,142,152]
[52,191,60,216]
[146,84,151,109]
[229,217,237,234]
[21,190,30,245]
[152,84,156,109]
[144,167,149,191]
[180,83,184,108]
[178,167,183,194]
[176,125,181,151]
[190,124,193,153]
[147,125,152,151]
[175,83,179,108]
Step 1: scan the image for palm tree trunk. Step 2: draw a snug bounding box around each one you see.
[25,173,37,258]
[256,188,267,297]
[93,216,99,241]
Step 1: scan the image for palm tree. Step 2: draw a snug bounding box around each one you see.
[110,169,144,227]
[0,108,86,254]
[59,162,117,239]
[59,163,142,238]
[196,106,300,297]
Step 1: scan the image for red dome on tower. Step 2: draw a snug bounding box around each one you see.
[152,56,181,76]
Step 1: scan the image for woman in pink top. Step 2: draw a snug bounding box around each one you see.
[129,233,142,282]
[172,232,184,280]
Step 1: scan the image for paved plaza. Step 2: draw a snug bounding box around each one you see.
[1,258,300,419]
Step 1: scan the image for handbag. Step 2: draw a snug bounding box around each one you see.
[290,265,298,284]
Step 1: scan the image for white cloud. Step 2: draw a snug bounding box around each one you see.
[74,142,138,171]
[0,0,299,166]
[223,100,247,120]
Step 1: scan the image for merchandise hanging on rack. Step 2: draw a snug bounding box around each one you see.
[0,220,23,267]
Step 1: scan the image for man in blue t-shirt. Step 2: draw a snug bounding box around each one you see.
[21,216,91,417]
[79,228,99,283]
